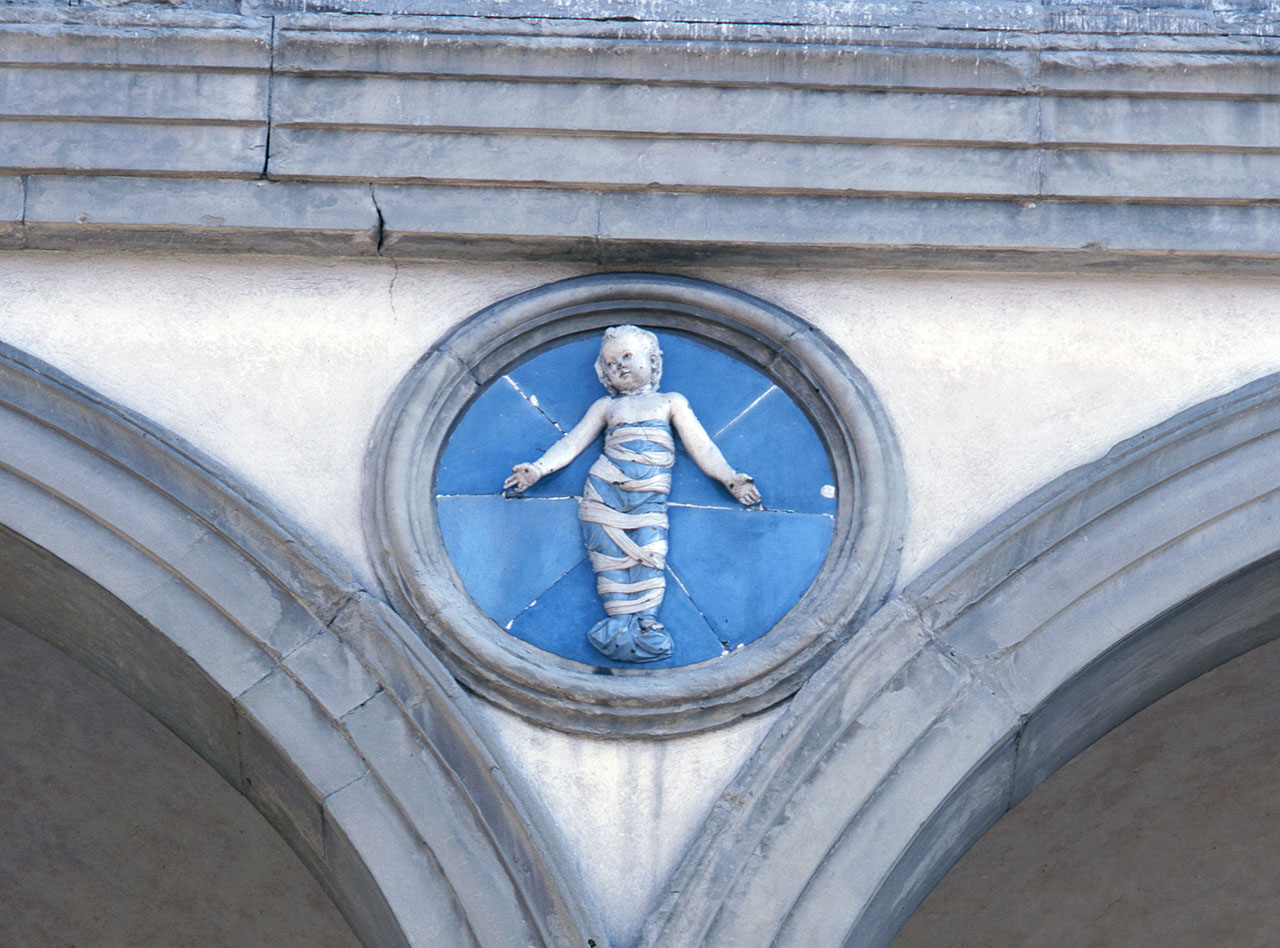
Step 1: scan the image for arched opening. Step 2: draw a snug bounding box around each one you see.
[0,613,361,946]
[892,630,1280,947]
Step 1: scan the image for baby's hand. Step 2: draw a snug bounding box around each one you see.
[504,463,542,493]
[728,472,761,506]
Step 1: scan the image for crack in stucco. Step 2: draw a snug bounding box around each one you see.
[369,184,400,314]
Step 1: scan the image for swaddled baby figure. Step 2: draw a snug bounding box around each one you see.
[504,326,761,663]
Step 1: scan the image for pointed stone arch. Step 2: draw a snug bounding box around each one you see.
[0,344,604,948]
[641,371,1280,948]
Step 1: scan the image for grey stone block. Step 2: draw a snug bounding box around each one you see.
[375,181,596,239]
[237,665,370,859]
[598,190,1280,258]
[272,126,1038,196]
[0,14,270,69]
[284,629,381,720]
[639,601,931,947]
[329,593,608,946]
[1043,94,1280,149]
[172,532,323,658]
[935,425,1280,673]
[1039,49,1280,97]
[23,175,380,255]
[852,729,1019,948]
[324,773,480,948]
[0,174,20,246]
[911,376,1280,633]
[1045,147,1280,200]
[0,466,182,612]
[376,182,599,258]
[328,593,469,711]
[0,65,267,122]
[267,0,1043,30]
[262,0,1280,37]
[274,20,1037,93]
[133,573,280,699]
[274,74,1035,144]
[0,119,265,176]
[0,405,211,573]
[342,692,548,948]
[0,520,242,788]
[697,645,977,948]
[764,677,1020,948]
[1012,551,1280,804]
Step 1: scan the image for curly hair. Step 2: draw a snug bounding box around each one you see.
[594,325,663,396]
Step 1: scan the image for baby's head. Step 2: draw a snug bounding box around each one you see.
[595,325,663,396]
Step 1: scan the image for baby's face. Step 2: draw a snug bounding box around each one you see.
[600,337,654,394]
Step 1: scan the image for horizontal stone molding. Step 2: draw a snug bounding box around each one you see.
[2,5,1280,267]
[11,174,1280,271]
[0,342,605,948]
[640,370,1280,948]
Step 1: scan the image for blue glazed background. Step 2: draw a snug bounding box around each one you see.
[436,331,835,669]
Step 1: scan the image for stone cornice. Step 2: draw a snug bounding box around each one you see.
[3,3,1280,268]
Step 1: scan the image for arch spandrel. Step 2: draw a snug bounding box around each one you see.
[639,370,1280,948]
[0,342,604,948]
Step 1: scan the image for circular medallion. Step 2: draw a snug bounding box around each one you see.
[366,274,903,736]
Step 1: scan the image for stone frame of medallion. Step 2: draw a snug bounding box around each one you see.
[365,273,904,737]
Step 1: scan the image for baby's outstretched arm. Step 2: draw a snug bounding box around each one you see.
[669,393,761,506]
[504,398,610,493]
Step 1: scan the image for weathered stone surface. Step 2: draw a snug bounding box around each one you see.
[284,630,382,720]
[0,5,1277,265]
[0,175,21,248]
[324,774,481,948]
[238,665,370,858]
[0,11,269,69]
[275,76,1035,144]
[1042,94,1280,148]
[24,176,380,255]
[0,65,265,122]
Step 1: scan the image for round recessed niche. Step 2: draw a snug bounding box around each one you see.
[366,274,904,737]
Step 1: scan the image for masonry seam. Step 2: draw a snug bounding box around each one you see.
[261,16,276,179]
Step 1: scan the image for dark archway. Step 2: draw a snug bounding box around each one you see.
[890,630,1280,946]
[0,614,363,946]
[0,343,604,948]
[641,371,1280,948]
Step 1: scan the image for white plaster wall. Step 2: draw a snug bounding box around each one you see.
[4,249,1280,945]
[474,701,781,947]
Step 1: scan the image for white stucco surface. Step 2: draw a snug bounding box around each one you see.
[475,701,782,948]
[0,252,586,589]
[5,253,1277,592]
[4,249,1280,944]
[714,267,1280,582]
